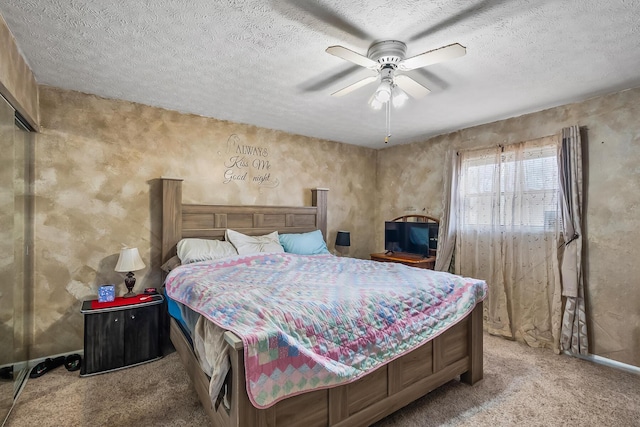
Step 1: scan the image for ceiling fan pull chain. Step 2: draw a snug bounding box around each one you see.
[385,100,391,143]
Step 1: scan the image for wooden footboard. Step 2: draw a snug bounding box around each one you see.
[170,301,483,427]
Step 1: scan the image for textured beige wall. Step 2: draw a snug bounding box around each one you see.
[0,97,15,366]
[377,87,640,367]
[0,14,38,128]
[33,86,377,358]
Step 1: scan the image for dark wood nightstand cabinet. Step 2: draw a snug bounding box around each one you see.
[80,294,163,376]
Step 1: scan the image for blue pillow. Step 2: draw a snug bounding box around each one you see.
[279,230,330,255]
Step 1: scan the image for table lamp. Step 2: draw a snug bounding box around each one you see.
[335,231,351,256]
[115,247,145,298]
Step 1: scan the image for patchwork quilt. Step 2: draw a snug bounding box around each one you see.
[165,253,487,408]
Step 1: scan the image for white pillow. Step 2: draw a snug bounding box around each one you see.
[177,238,238,264]
[225,229,284,255]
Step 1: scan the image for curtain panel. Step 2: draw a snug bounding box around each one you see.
[558,125,588,355]
[454,137,563,351]
[435,149,459,273]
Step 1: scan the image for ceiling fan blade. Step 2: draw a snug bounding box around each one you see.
[394,75,431,99]
[408,0,507,42]
[275,0,373,41]
[331,76,378,97]
[398,43,466,71]
[326,46,378,69]
[299,65,362,92]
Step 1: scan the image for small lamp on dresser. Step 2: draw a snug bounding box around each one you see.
[115,247,145,298]
[335,231,351,257]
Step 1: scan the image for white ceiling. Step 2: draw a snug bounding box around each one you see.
[2,0,640,148]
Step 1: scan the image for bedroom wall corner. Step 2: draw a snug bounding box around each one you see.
[374,136,453,252]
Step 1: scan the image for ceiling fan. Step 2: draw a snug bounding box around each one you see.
[326,41,466,109]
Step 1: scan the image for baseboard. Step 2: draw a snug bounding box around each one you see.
[566,352,640,375]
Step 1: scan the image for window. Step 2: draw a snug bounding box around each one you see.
[459,138,559,231]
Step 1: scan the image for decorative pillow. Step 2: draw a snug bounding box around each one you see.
[160,255,182,272]
[279,230,330,255]
[225,229,284,255]
[177,238,238,264]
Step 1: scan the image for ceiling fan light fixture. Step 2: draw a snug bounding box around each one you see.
[374,79,392,103]
[392,86,409,108]
[369,94,384,110]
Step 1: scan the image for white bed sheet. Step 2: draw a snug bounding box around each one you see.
[174,300,230,408]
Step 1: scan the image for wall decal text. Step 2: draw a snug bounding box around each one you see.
[222,135,280,188]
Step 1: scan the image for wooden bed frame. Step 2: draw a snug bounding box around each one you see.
[161,177,483,427]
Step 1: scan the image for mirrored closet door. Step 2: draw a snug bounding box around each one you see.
[0,94,33,423]
[0,94,15,422]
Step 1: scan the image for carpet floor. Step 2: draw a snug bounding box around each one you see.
[4,333,639,427]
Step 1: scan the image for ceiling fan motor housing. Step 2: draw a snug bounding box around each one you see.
[379,66,394,83]
[367,40,407,68]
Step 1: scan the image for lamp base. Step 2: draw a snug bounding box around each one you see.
[124,272,137,298]
[334,245,350,257]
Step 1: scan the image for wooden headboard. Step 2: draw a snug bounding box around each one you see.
[161,178,328,264]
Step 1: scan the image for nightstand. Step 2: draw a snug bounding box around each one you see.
[80,294,163,376]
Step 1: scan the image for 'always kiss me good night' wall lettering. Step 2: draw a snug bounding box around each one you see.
[221,134,280,188]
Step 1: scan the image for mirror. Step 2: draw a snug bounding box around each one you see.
[0,95,15,421]
[12,117,33,398]
[0,95,33,423]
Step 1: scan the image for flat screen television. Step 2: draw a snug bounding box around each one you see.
[384,221,438,257]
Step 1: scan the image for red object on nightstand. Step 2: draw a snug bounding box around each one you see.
[90,294,157,309]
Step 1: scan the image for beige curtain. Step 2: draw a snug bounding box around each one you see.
[558,126,588,355]
[435,150,459,272]
[455,137,563,351]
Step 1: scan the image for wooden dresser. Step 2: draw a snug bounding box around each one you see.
[370,252,436,270]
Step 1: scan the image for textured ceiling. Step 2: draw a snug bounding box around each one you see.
[2,0,640,148]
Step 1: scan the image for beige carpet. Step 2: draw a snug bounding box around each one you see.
[5,333,640,427]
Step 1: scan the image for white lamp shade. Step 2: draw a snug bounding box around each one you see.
[392,86,409,108]
[115,247,145,272]
[369,93,384,110]
[374,80,392,103]
[335,231,351,247]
